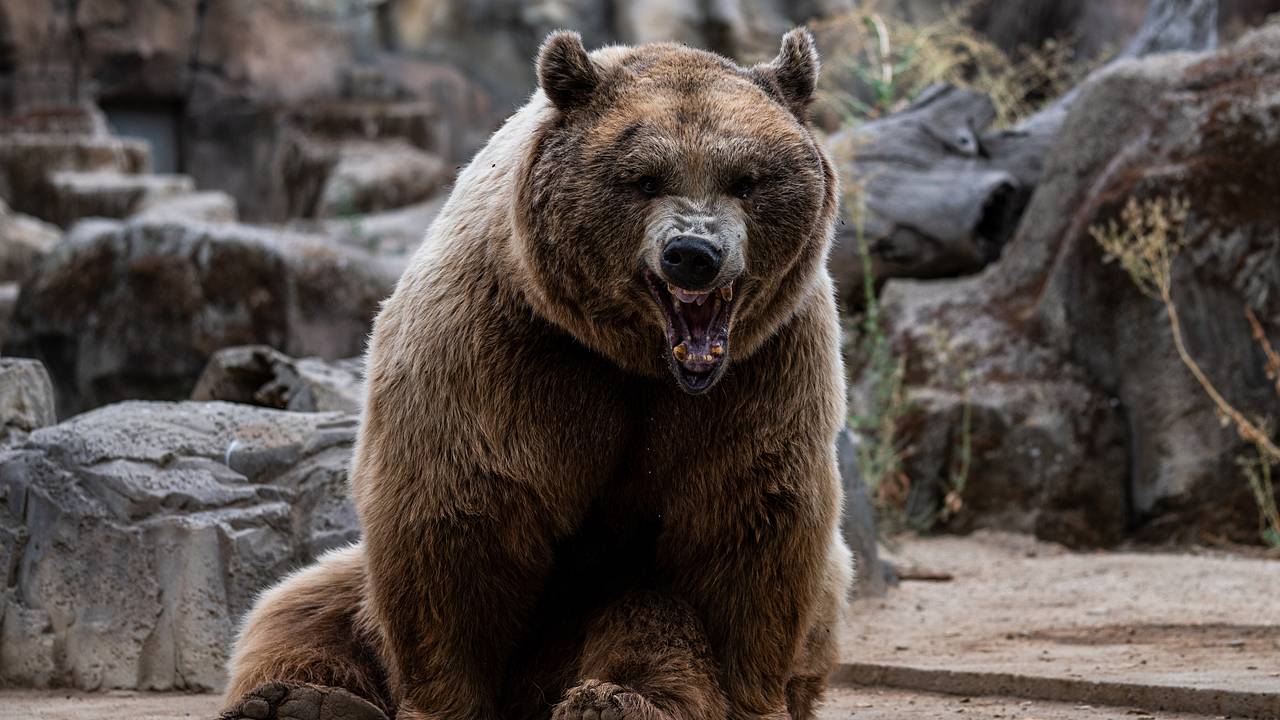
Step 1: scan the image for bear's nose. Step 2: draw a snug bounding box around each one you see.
[660,236,723,291]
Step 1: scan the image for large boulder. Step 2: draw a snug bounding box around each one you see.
[857,281,1131,546]
[0,400,359,691]
[3,217,397,418]
[862,25,1280,544]
[1028,26,1280,542]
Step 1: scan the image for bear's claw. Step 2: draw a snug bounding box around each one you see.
[218,681,389,720]
[552,679,667,720]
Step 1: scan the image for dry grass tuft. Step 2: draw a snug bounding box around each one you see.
[810,1,1095,127]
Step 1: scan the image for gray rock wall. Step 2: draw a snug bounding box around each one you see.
[0,401,359,690]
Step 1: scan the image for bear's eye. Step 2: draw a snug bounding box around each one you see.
[637,176,661,197]
[729,177,755,200]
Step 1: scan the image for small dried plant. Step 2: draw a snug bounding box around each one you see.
[841,176,915,535]
[1091,195,1280,546]
[921,323,976,524]
[811,0,1095,127]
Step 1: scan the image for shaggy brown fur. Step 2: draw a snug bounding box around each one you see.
[224,29,850,720]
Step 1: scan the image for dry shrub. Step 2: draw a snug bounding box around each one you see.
[810,1,1095,127]
[1092,196,1280,546]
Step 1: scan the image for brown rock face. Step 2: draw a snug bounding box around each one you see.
[866,25,1280,545]
[3,217,396,418]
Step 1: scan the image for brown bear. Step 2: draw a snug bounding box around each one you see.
[220,28,851,720]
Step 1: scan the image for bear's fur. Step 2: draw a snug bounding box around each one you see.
[223,29,850,720]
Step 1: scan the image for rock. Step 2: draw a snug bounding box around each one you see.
[383,0,853,117]
[836,428,888,598]
[861,25,1280,545]
[0,358,56,446]
[1026,24,1280,543]
[321,196,445,261]
[0,133,150,220]
[280,135,448,220]
[42,170,196,227]
[826,85,1029,311]
[856,276,1131,547]
[133,190,239,224]
[0,283,17,347]
[315,141,447,218]
[824,0,1221,311]
[0,400,359,690]
[0,198,61,283]
[3,217,397,418]
[193,346,364,414]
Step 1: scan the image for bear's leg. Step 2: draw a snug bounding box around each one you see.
[659,450,843,720]
[220,544,392,720]
[552,591,726,720]
[785,538,851,720]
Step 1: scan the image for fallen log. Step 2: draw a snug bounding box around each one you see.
[827,0,1221,311]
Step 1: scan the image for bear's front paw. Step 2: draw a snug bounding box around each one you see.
[219,681,389,720]
[552,679,667,720]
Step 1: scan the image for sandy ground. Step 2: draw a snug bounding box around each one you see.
[0,687,1227,720]
[4,532,1275,720]
[841,531,1280,712]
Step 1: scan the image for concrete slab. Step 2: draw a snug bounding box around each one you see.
[840,532,1280,718]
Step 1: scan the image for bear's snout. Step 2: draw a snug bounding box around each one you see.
[660,236,723,291]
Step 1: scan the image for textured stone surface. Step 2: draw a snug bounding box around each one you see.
[43,170,196,227]
[863,25,1280,544]
[193,346,364,414]
[0,198,61,283]
[0,134,150,222]
[836,428,888,598]
[0,401,360,691]
[3,217,396,417]
[0,358,56,446]
[134,191,239,224]
[282,138,447,219]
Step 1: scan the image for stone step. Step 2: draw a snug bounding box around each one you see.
[43,170,195,227]
[0,133,154,222]
[133,190,239,224]
[283,138,447,219]
[0,132,150,176]
[287,99,441,153]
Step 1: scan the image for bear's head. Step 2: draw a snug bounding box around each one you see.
[513,30,838,394]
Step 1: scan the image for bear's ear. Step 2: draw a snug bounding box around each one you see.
[537,31,601,113]
[754,28,820,119]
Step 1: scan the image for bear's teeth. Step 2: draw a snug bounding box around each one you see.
[719,285,733,302]
[711,343,724,357]
[667,284,712,305]
[673,343,689,362]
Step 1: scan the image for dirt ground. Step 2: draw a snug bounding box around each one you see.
[4,531,1276,720]
[0,686,1229,720]
[841,531,1280,716]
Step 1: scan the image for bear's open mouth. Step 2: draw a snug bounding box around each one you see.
[643,270,736,394]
